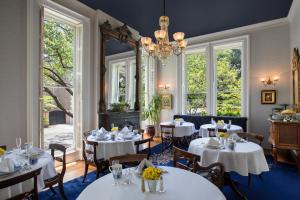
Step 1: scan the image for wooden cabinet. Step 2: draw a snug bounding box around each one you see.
[269,119,300,172]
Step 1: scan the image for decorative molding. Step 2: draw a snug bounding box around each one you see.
[288,0,300,22]
[187,18,289,45]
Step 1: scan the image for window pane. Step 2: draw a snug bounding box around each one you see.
[118,65,126,102]
[215,45,242,116]
[185,51,207,115]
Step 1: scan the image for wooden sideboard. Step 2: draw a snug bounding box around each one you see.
[269,119,300,172]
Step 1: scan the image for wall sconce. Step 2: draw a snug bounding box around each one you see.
[159,84,171,90]
[260,76,279,86]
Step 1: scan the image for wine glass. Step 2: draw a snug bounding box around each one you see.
[16,137,22,150]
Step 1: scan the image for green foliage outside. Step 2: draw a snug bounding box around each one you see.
[186,48,241,116]
[43,18,75,119]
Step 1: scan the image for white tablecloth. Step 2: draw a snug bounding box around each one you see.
[188,138,269,176]
[87,134,141,160]
[0,150,57,199]
[77,166,226,200]
[200,124,243,137]
[160,122,196,137]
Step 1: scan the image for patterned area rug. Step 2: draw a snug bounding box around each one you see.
[39,144,300,200]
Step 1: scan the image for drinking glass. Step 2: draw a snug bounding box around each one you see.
[16,137,22,150]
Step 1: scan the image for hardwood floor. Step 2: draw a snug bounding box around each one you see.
[58,135,161,182]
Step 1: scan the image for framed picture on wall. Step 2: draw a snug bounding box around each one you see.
[261,90,276,104]
[160,94,172,109]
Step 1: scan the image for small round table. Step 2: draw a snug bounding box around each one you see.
[0,149,57,199]
[200,124,243,137]
[188,137,269,176]
[87,133,141,160]
[160,121,196,137]
[77,166,226,200]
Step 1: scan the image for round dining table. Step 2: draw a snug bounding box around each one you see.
[160,121,197,137]
[188,137,269,176]
[87,133,142,160]
[200,124,243,138]
[0,149,57,199]
[77,166,226,200]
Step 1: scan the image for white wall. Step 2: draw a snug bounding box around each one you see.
[290,1,300,52]
[0,0,28,149]
[158,22,291,148]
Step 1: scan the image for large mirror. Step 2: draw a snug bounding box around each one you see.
[99,21,140,129]
[293,48,300,111]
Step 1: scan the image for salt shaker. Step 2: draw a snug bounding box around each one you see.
[159,176,164,192]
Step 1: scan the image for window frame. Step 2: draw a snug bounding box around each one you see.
[182,35,249,117]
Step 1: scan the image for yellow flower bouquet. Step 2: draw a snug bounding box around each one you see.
[111,127,119,132]
[142,167,162,180]
[218,132,229,138]
[0,147,5,156]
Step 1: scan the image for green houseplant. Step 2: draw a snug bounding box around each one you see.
[143,94,161,138]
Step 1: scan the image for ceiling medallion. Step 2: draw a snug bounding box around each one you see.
[141,0,187,66]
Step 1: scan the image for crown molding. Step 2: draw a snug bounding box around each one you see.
[187,18,289,44]
[288,0,300,21]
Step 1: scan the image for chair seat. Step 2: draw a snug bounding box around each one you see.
[44,174,60,187]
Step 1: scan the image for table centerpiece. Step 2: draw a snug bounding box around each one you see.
[142,166,162,192]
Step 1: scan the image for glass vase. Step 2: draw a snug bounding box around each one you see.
[146,180,158,193]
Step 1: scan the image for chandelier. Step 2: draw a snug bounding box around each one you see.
[140,0,187,65]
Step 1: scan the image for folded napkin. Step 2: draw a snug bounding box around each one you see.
[99,127,108,133]
[205,138,220,147]
[0,158,14,173]
[136,159,154,174]
[96,131,107,140]
[120,126,130,133]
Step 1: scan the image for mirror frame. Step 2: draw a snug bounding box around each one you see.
[99,21,140,113]
[293,48,300,110]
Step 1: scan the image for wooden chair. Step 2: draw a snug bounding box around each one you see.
[237,132,264,186]
[109,154,148,166]
[173,146,200,172]
[0,168,42,200]
[207,128,227,137]
[44,143,67,200]
[173,147,224,189]
[160,124,175,153]
[82,131,105,183]
[134,138,151,159]
[0,145,6,150]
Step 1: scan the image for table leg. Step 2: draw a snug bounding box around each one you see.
[224,173,248,200]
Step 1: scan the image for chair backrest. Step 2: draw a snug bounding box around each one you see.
[160,124,175,136]
[0,145,6,150]
[207,128,227,137]
[82,131,98,163]
[0,168,42,200]
[134,138,151,158]
[109,154,147,166]
[49,143,67,178]
[173,146,200,173]
[237,132,264,146]
[195,162,225,189]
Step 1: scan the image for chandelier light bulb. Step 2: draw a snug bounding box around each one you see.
[141,37,152,46]
[178,40,187,48]
[155,30,167,40]
[173,32,185,42]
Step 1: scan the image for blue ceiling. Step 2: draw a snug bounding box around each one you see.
[79,0,293,38]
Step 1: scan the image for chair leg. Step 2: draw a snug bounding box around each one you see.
[58,180,67,200]
[96,163,102,179]
[82,163,89,183]
[248,173,252,187]
[49,186,56,194]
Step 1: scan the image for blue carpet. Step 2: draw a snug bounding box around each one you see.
[39,144,300,200]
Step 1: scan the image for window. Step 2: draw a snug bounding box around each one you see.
[214,43,242,116]
[185,49,207,115]
[183,36,248,117]
[108,57,136,108]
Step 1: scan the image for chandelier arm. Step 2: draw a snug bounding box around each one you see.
[163,0,166,16]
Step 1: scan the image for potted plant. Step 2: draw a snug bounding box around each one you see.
[143,94,161,138]
[109,101,130,112]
